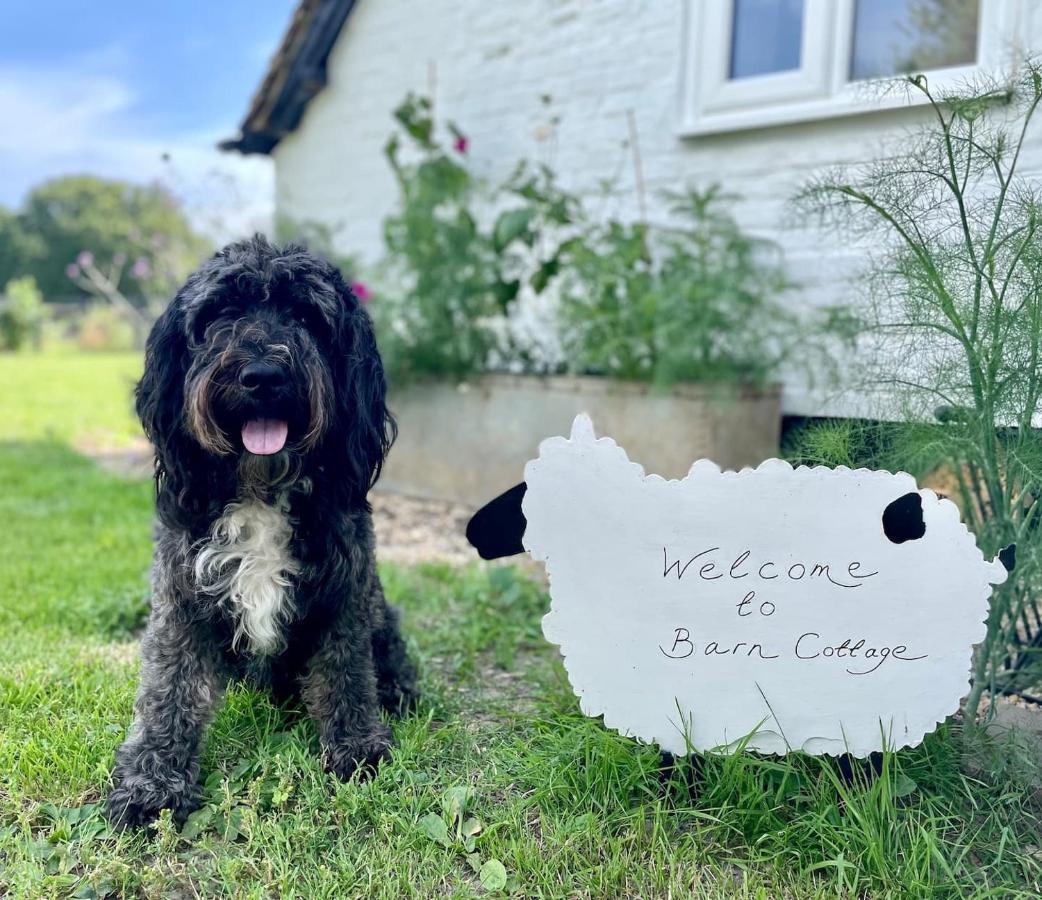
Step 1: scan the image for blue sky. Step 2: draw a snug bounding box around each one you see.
[0,1,298,236]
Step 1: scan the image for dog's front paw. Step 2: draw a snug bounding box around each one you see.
[378,678,419,715]
[324,726,394,781]
[105,773,200,831]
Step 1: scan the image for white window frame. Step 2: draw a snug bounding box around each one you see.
[680,0,1027,136]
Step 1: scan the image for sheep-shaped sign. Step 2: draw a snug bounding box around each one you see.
[468,415,1011,757]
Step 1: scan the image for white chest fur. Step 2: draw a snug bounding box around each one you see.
[194,495,300,655]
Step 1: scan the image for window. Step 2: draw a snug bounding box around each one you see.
[849,0,981,79]
[730,0,805,79]
[681,0,1023,135]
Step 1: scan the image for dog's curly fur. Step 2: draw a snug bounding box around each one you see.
[106,236,416,830]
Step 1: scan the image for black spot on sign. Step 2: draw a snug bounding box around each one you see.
[883,492,926,544]
[1000,543,1016,572]
[466,482,528,560]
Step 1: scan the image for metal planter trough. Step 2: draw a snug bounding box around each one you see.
[380,374,782,506]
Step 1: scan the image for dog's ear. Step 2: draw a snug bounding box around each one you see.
[136,301,188,462]
[136,297,206,517]
[330,282,397,500]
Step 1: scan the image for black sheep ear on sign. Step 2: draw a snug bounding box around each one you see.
[466,482,528,560]
[882,492,926,544]
[1000,543,1016,572]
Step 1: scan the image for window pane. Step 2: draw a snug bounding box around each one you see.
[729,0,805,80]
[850,0,979,81]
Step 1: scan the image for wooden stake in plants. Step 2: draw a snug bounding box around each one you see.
[626,108,648,225]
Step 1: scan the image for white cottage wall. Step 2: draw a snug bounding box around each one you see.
[271,0,1042,415]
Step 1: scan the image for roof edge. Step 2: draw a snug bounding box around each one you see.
[221,0,357,156]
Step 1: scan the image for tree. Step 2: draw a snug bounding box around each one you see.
[0,208,42,290]
[16,176,210,301]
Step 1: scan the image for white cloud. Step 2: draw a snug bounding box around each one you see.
[0,57,273,243]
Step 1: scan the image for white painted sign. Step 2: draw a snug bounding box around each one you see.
[523,415,1007,757]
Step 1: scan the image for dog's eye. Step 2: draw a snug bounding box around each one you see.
[191,308,238,343]
[191,318,212,343]
[294,309,326,333]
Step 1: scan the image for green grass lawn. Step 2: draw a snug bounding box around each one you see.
[2,353,1042,897]
[0,351,143,447]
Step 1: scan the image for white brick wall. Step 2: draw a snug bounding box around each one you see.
[272,0,1042,416]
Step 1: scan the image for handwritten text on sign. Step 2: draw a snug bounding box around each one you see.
[658,545,926,675]
[522,415,1007,757]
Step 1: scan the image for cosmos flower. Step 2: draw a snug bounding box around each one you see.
[351,281,371,303]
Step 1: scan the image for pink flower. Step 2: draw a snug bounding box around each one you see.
[76,251,94,269]
[65,263,79,279]
[351,280,371,304]
[453,135,469,155]
[131,257,152,279]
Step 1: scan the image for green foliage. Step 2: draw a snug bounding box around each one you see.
[378,95,504,381]
[558,186,795,385]
[415,785,510,888]
[0,208,43,289]
[0,276,46,351]
[496,158,582,295]
[376,95,815,387]
[13,175,210,300]
[784,419,907,471]
[75,305,138,353]
[796,62,1042,714]
[377,96,575,382]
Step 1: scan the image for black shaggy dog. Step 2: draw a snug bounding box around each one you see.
[106,236,416,830]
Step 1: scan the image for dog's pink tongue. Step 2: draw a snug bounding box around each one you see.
[241,418,288,455]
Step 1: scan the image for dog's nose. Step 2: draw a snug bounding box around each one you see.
[239,360,287,393]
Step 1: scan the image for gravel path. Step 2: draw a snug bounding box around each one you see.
[371,490,480,566]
